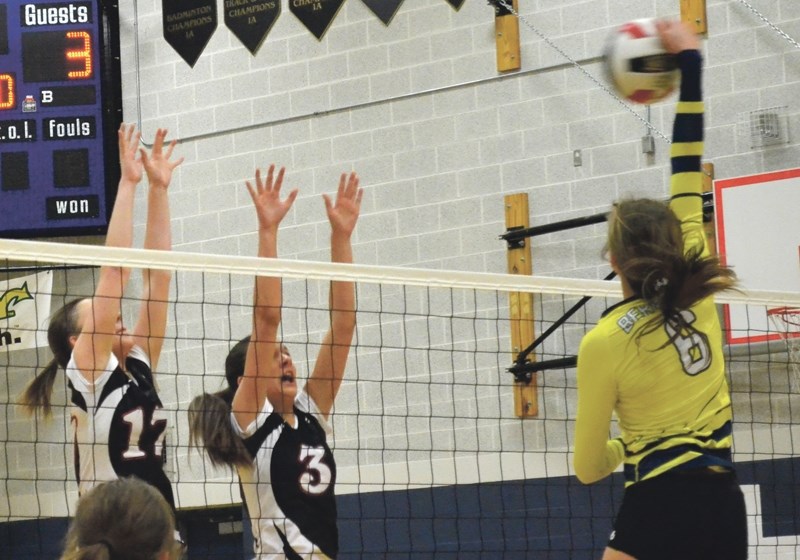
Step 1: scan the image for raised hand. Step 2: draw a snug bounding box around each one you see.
[141,128,183,190]
[656,19,700,54]
[323,172,363,238]
[118,123,143,185]
[246,164,299,232]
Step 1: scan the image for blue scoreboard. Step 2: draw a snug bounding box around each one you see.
[0,0,121,238]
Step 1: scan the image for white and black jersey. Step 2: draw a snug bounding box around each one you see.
[234,391,338,559]
[67,346,174,510]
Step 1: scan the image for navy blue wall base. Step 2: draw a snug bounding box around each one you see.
[2,457,798,559]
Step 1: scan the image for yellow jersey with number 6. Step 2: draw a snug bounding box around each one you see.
[573,50,733,487]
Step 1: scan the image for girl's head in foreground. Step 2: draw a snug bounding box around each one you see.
[606,198,736,335]
[61,477,177,560]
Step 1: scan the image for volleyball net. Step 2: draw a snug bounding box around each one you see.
[1,238,799,558]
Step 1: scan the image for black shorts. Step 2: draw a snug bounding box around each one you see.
[608,469,748,560]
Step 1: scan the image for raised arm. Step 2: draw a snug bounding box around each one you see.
[72,124,142,383]
[306,172,363,418]
[660,20,706,256]
[232,165,298,429]
[130,129,183,369]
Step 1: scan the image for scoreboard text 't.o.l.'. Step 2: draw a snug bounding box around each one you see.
[0,0,121,238]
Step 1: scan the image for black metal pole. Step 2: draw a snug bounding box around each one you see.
[501,192,714,246]
[508,270,616,383]
[509,355,578,380]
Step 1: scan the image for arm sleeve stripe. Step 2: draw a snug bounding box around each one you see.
[670,192,703,200]
[675,101,704,114]
[670,141,703,157]
[671,156,702,175]
[672,115,704,143]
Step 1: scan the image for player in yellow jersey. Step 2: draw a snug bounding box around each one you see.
[573,20,746,560]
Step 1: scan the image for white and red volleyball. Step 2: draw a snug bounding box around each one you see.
[603,18,679,104]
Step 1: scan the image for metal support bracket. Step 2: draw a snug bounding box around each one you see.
[504,225,526,250]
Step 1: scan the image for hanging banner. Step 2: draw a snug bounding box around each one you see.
[163,0,218,67]
[290,0,346,40]
[361,0,404,25]
[0,270,52,352]
[445,0,466,10]
[225,0,281,55]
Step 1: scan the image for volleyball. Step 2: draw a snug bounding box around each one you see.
[603,18,679,104]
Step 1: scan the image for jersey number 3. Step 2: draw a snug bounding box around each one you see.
[298,445,332,496]
[665,309,712,376]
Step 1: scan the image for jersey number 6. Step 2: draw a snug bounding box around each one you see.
[665,309,712,376]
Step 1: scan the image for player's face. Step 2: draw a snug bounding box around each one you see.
[71,298,130,357]
[70,298,92,346]
[114,313,126,336]
[111,312,129,359]
[278,344,297,389]
[267,344,297,411]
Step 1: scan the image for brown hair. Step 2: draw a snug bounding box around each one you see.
[60,477,177,560]
[19,299,84,417]
[188,337,251,469]
[607,198,737,341]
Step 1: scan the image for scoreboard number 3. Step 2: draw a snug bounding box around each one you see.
[65,30,92,79]
[0,31,94,110]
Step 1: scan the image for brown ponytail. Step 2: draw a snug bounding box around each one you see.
[18,358,60,417]
[188,336,253,469]
[189,336,252,468]
[19,299,84,417]
[608,198,737,342]
[188,390,251,469]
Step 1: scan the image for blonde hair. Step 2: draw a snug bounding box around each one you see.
[61,478,177,560]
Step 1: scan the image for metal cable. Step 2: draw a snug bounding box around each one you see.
[491,0,671,143]
[735,0,800,50]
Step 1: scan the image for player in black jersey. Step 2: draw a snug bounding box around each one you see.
[189,164,362,559]
[20,125,184,543]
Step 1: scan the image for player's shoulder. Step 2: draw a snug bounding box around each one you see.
[579,319,613,357]
[688,295,721,328]
[581,299,654,358]
[126,345,152,369]
[593,298,649,335]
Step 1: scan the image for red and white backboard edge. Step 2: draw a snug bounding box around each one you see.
[714,168,800,344]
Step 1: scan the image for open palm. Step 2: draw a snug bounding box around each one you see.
[323,172,363,237]
[141,128,183,190]
[246,165,298,231]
